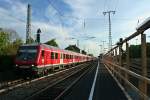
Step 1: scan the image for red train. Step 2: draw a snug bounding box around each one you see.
[14,43,93,77]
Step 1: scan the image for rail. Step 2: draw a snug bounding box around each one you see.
[102,17,150,100]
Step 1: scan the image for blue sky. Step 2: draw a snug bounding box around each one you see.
[0,0,150,56]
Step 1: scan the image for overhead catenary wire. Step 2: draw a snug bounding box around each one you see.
[0,12,25,24]
[47,0,65,27]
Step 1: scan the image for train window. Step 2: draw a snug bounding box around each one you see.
[16,46,38,61]
[66,54,67,59]
[55,53,57,59]
[67,55,69,59]
[70,55,71,59]
[20,46,37,50]
[63,54,65,59]
[51,52,54,59]
[42,50,44,58]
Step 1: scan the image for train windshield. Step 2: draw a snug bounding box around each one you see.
[16,46,37,61]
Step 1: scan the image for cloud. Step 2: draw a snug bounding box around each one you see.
[31,21,72,46]
[1,0,150,56]
[45,5,61,25]
[4,0,27,19]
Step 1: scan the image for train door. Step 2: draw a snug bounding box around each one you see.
[51,52,54,64]
[73,55,75,63]
[41,50,45,66]
[45,50,49,65]
[60,53,63,64]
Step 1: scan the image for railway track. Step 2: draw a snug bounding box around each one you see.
[0,79,24,89]
[0,61,93,100]
[26,61,97,100]
[0,63,83,94]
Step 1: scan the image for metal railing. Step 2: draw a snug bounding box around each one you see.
[102,17,150,100]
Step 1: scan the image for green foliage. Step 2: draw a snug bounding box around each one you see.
[0,32,10,55]
[45,39,59,47]
[88,54,93,57]
[129,45,141,58]
[6,39,23,55]
[0,31,23,71]
[81,50,87,54]
[147,43,150,57]
[129,43,150,58]
[0,31,23,55]
[65,45,80,53]
[27,37,35,44]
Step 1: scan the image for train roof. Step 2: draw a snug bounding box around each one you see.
[21,43,92,57]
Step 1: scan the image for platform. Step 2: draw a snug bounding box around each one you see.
[63,61,128,100]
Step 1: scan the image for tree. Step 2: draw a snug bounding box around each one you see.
[0,31,10,55]
[7,38,23,55]
[88,54,94,57]
[129,45,141,58]
[0,30,23,55]
[28,37,35,44]
[45,39,59,47]
[81,50,87,55]
[65,45,80,53]
[0,30,23,71]
[147,43,150,57]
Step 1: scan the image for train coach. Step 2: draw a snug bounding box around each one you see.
[14,43,93,77]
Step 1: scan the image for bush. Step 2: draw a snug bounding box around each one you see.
[0,31,23,71]
[0,55,14,71]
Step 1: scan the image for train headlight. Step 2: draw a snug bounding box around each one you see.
[15,64,18,67]
[31,64,34,67]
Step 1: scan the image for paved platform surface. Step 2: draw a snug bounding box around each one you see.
[93,62,127,100]
[63,61,128,100]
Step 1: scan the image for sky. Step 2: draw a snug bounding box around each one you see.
[0,0,150,56]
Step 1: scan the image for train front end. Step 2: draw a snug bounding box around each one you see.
[14,44,39,77]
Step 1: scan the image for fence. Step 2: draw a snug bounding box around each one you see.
[102,17,150,100]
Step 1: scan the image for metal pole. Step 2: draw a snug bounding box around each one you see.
[103,11,115,51]
[108,13,112,51]
[26,4,31,44]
